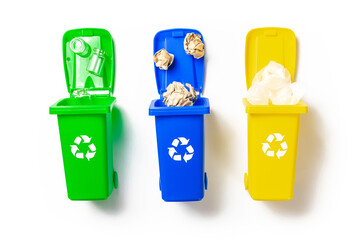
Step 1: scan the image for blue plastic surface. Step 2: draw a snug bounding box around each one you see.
[149,28,210,202]
[154,115,206,201]
[149,97,210,116]
[153,28,205,96]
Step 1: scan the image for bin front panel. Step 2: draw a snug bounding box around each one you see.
[247,113,300,200]
[57,113,113,200]
[155,115,205,201]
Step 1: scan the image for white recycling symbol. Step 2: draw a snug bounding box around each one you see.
[262,133,288,159]
[70,135,96,161]
[168,137,194,163]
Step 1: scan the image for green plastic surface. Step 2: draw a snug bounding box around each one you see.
[50,96,116,115]
[50,28,117,200]
[57,112,114,200]
[63,28,115,96]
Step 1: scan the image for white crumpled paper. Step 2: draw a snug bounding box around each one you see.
[247,61,304,105]
[153,49,174,70]
[163,81,197,107]
[184,33,204,59]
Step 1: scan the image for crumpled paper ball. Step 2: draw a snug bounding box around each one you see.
[163,81,197,107]
[153,49,174,70]
[184,33,205,59]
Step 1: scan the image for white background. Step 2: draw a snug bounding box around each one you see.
[0,0,358,239]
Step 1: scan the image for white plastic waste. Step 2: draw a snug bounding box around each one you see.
[247,61,304,105]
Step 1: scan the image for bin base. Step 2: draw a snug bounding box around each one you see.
[161,196,204,202]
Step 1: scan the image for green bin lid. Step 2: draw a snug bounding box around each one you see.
[63,28,115,96]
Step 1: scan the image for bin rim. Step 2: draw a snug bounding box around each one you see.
[149,97,210,116]
[243,98,307,114]
[49,97,116,115]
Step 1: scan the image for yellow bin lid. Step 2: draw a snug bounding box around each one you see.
[245,27,296,89]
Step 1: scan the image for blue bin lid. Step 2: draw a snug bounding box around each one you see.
[154,28,205,96]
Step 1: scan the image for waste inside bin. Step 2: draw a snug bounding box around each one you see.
[149,29,210,202]
[243,27,308,201]
[49,28,118,200]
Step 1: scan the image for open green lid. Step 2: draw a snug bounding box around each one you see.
[63,28,115,96]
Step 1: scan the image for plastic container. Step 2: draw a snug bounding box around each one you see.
[50,28,118,200]
[243,27,308,201]
[149,29,210,202]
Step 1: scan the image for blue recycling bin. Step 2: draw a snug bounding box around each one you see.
[149,28,210,202]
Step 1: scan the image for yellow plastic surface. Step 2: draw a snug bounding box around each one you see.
[243,27,308,201]
[243,99,307,114]
[245,27,296,89]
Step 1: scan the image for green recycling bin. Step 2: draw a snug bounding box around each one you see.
[50,28,118,200]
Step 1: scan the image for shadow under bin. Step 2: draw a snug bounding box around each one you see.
[149,28,210,202]
[50,28,118,200]
[243,27,308,201]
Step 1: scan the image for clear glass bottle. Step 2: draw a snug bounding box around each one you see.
[87,48,106,76]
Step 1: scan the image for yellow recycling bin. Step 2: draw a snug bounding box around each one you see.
[243,27,308,201]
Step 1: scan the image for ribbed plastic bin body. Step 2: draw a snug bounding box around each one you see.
[243,100,307,200]
[50,28,117,200]
[150,98,209,201]
[51,97,116,200]
[244,27,308,201]
[149,28,210,201]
